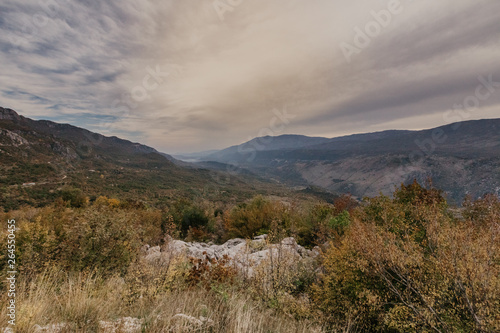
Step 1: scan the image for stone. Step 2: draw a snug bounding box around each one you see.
[143,236,320,278]
[33,323,68,332]
[172,314,203,326]
[99,317,143,333]
[253,234,268,240]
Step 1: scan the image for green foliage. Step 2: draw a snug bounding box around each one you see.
[181,207,209,236]
[170,199,211,240]
[0,162,56,186]
[299,201,354,246]
[59,187,88,208]
[328,210,350,236]
[224,196,290,240]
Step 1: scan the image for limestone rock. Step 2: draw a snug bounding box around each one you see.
[143,235,319,277]
[99,317,143,333]
[171,313,214,327]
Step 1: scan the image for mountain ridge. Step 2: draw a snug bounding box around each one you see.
[3,106,499,205]
[0,107,163,158]
[0,107,289,210]
[200,118,500,203]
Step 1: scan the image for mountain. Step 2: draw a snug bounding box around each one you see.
[172,150,221,162]
[205,135,331,162]
[0,107,286,210]
[201,119,500,203]
[1,107,166,163]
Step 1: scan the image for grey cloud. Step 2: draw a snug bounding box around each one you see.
[2,89,52,105]
[0,0,499,152]
[305,67,500,126]
[363,1,500,69]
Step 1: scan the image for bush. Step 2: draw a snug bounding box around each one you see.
[314,183,500,332]
[187,253,237,289]
[5,204,152,277]
[60,207,141,275]
[224,196,290,240]
[170,199,210,239]
[59,187,88,208]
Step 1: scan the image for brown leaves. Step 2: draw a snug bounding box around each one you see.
[187,253,237,288]
[314,183,499,332]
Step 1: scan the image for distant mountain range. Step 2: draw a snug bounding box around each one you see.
[3,106,498,207]
[0,107,285,210]
[191,119,500,203]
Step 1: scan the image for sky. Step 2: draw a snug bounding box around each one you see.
[1,0,499,153]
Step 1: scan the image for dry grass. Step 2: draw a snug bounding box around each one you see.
[1,268,126,332]
[143,289,323,332]
[0,264,324,333]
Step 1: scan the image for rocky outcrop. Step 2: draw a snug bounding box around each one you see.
[0,108,22,121]
[143,235,320,277]
[30,318,144,333]
[50,141,78,159]
[171,314,214,328]
[0,129,29,146]
[32,323,69,332]
[99,317,143,333]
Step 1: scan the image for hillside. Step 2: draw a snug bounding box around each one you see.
[200,119,500,203]
[203,135,331,161]
[0,107,288,210]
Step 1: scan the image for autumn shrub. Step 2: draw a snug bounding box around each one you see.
[186,253,237,289]
[94,195,121,208]
[248,236,318,318]
[223,196,291,240]
[7,206,71,277]
[312,238,386,331]
[124,255,189,304]
[314,182,500,332]
[2,202,164,278]
[332,194,359,214]
[58,186,88,208]
[251,254,317,309]
[59,206,142,275]
[462,192,500,224]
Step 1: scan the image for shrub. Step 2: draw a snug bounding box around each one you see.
[187,253,237,288]
[59,187,88,208]
[170,199,210,239]
[328,210,350,237]
[60,207,141,275]
[224,196,290,240]
[314,182,500,332]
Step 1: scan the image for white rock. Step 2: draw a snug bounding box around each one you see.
[172,314,203,326]
[253,234,268,240]
[143,236,319,276]
[33,323,68,332]
[99,317,143,333]
[281,237,297,246]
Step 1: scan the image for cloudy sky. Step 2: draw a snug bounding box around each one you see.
[1,0,499,153]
